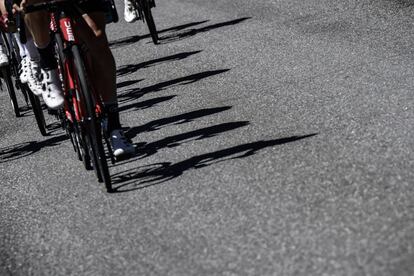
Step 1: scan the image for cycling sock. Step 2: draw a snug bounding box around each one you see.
[36,41,57,70]
[26,37,40,61]
[0,34,5,53]
[105,102,121,132]
[0,42,4,52]
[13,33,27,58]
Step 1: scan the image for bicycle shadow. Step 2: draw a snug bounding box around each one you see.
[125,106,232,137]
[109,20,209,48]
[118,69,230,104]
[109,17,250,47]
[111,134,317,193]
[117,50,202,77]
[134,121,250,158]
[118,95,177,113]
[117,79,144,89]
[159,17,251,43]
[113,106,234,168]
[0,134,67,164]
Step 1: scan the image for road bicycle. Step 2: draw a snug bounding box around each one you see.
[0,31,23,117]
[132,0,159,44]
[26,0,114,191]
[0,15,48,136]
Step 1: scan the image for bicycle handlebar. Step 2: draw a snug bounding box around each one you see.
[24,0,72,13]
[24,0,93,14]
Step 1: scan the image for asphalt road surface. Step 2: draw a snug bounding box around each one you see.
[1,0,414,275]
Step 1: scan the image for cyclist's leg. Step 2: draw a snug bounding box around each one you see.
[76,11,135,156]
[13,32,30,83]
[77,12,116,104]
[23,0,63,108]
[23,0,50,47]
[24,35,43,94]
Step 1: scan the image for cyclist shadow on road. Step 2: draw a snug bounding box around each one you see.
[109,17,250,48]
[117,69,230,106]
[118,95,177,113]
[117,50,202,77]
[116,79,144,89]
[131,121,250,159]
[124,106,233,137]
[159,17,251,44]
[115,118,250,167]
[109,20,209,49]
[0,134,67,164]
[111,134,317,193]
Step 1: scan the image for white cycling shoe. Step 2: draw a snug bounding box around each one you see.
[124,0,139,23]
[27,60,43,96]
[0,50,9,67]
[19,56,30,83]
[40,69,64,109]
[110,129,136,158]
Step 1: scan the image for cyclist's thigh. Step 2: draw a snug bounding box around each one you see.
[24,0,51,43]
[76,0,108,42]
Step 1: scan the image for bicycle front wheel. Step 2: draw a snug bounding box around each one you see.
[72,45,112,192]
[27,85,48,136]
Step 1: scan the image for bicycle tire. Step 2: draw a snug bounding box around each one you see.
[27,85,48,136]
[52,33,92,170]
[1,66,20,117]
[69,53,99,172]
[64,102,87,164]
[66,121,78,154]
[142,1,159,44]
[79,127,93,170]
[71,122,92,171]
[72,45,112,191]
[73,49,105,180]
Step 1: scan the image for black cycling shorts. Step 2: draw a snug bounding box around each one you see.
[77,0,107,14]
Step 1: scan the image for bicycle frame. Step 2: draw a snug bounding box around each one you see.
[25,0,114,190]
[131,0,159,44]
[50,12,103,125]
[133,0,156,20]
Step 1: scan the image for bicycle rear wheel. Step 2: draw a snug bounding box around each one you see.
[72,45,111,191]
[27,85,48,136]
[142,1,159,44]
[1,66,20,117]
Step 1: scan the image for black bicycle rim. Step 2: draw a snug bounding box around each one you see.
[79,127,93,171]
[72,47,103,178]
[64,102,87,164]
[66,122,78,154]
[72,45,112,191]
[27,86,48,136]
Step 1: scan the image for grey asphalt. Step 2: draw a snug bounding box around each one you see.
[1,0,414,275]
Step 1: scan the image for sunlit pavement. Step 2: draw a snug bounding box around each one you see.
[1,0,413,275]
